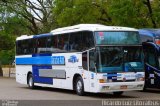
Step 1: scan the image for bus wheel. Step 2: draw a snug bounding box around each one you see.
[113,91,123,96]
[75,76,84,96]
[28,74,35,89]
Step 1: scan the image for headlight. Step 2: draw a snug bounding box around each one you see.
[99,79,107,83]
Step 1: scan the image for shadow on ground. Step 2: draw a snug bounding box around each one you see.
[21,86,137,99]
[139,88,160,94]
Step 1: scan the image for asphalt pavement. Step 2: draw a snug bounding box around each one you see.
[0,77,160,100]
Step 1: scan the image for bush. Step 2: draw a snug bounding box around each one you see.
[0,49,15,65]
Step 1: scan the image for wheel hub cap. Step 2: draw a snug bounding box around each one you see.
[29,77,33,87]
[77,80,82,92]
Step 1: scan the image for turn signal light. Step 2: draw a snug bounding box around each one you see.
[155,39,160,45]
[99,79,106,83]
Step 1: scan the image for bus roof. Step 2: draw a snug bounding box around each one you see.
[16,35,33,41]
[139,29,160,37]
[16,33,52,41]
[50,24,138,35]
[33,33,52,38]
[17,24,138,41]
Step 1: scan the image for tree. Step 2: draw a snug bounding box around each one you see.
[147,0,160,28]
[0,0,56,76]
[53,0,113,27]
[106,0,149,28]
[0,1,18,76]
[1,0,55,34]
[143,0,157,28]
[53,0,160,28]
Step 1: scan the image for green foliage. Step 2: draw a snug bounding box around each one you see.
[54,0,105,27]
[53,0,160,28]
[0,31,15,50]
[107,0,147,27]
[0,49,15,65]
[0,31,15,64]
[0,0,160,64]
[151,0,160,27]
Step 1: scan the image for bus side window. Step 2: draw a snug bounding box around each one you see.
[37,37,47,53]
[82,52,88,70]
[89,49,95,72]
[69,32,83,52]
[16,41,21,55]
[58,34,69,52]
[82,31,94,50]
[50,35,58,53]
[21,40,29,54]
[28,39,34,54]
[16,39,33,55]
[46,36,54,53]
[16,41,19,55]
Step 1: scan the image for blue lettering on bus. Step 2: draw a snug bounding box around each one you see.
[91,73,94,79]
[16,56,65,65]
[52,56,65,65]
[68,55,78,63]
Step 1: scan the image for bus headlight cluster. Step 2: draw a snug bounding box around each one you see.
[99,79,107,83]
[99,79,113,83]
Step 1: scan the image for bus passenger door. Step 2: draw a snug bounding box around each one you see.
[143,43,159,88]
[88,49,97,92]
[82,51,90,92]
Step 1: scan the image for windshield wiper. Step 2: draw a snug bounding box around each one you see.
[126,63,136,72]
[107,51,124,66]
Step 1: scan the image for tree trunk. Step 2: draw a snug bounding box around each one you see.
[0,61,3,76]
[144,0,157,28]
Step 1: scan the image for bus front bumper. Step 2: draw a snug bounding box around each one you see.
[98,81,144,93]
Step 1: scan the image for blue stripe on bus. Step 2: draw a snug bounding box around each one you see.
[16,56,65,65]
[32,65,53,84]
[103,74,122,77]
[32,54,53,84]
[16,54,65,84]
[103,73,122,81]
[33,33,53,38]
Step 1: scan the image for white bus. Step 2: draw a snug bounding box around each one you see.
[16,24,144,96]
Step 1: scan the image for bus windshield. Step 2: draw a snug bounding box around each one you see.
[95,31,140,45]
[96,46,144,73]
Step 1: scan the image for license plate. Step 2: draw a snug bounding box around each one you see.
[120,85,127,89]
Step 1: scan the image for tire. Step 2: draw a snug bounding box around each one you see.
[27,74,35,89]
[113,91,124,96]
[75,76,84,96]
